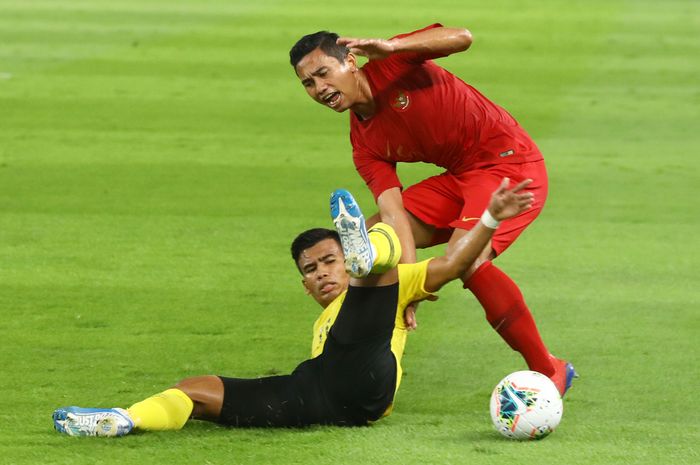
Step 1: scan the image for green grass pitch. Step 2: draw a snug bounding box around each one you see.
[1,0,698,464]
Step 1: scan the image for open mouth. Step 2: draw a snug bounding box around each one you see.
[323,92,341,108]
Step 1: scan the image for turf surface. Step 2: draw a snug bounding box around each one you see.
[1,0,698,464]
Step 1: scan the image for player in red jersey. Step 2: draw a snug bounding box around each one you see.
[290,24,576,396]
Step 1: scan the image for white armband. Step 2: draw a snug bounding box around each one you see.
[480,209,500,229]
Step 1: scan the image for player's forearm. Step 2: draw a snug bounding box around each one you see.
[389,27,472,57]
[424,217,494,292]
[443,221,493,277]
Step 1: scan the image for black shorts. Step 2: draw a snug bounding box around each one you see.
[217,283,399,427]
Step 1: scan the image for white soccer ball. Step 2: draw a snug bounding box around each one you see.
[489,370,563,440]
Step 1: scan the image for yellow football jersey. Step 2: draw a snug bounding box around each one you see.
[310,259,435,413]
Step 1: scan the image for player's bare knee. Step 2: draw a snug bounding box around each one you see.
[173,376,224,420]
[460,249,495,284]
[174,376,219,401]
[460,265,478,285]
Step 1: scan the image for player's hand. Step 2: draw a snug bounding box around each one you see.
[404,302,418,331]
[403,295,439,331]
[488,178,534,221]
[336,37,395,60]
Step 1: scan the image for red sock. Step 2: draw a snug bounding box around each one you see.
[464,261,554,376]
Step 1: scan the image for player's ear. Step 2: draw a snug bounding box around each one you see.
[346,53,358,72]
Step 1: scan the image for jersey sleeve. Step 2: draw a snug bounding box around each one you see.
[387,23,449,64]
[397,259,437,311]
[352,148,402,201]
[362,24,448,86]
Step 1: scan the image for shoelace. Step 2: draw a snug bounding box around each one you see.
[339,217,370,256]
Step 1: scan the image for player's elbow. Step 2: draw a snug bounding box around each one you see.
[455,28,472,52]
[434,257,468,290]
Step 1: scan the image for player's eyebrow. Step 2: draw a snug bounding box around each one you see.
[302,252,336,273]
[300,66,328,86]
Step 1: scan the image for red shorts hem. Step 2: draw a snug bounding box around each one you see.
[402,160,548,254]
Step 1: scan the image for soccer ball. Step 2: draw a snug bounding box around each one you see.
[489,370,563,440]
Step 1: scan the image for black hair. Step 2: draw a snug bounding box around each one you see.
[289,31,349,68]
[291,228,341,272]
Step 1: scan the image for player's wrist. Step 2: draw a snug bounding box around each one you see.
[386,38,399,54]
[480,209,500,229]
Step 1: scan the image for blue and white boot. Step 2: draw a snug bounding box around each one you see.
[53,406,134,437]
[330,189,374,278]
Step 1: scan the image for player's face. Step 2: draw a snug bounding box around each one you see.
[295,48,358,113]
[298,238,350,308]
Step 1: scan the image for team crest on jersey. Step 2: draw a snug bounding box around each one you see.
[390,90,410,111]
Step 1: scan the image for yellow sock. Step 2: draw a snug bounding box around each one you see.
[369,222,402,274]
[127,388,193,431]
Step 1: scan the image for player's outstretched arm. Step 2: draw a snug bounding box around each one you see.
[423,179,533,293]
[337,26,472,61]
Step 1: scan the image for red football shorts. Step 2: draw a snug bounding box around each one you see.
[401,160,548,255]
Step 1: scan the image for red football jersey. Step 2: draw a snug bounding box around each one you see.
[351,24,543,200]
